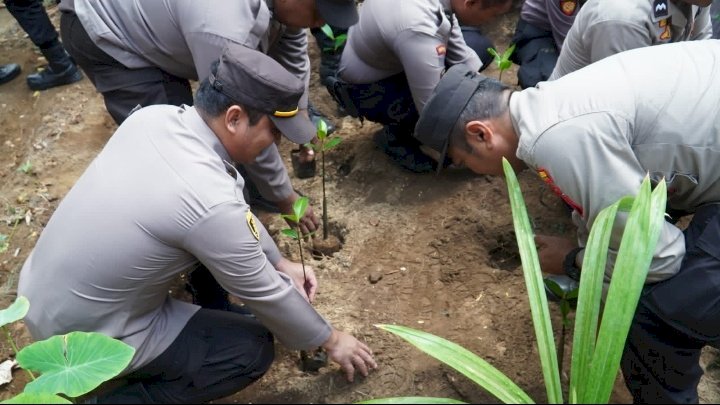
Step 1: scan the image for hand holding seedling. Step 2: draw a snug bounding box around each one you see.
[275,257,317,303]
[278,193,318,235]
[535,234,576,275]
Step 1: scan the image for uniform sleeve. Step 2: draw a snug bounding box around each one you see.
[268,27,311,109]
[529,113,685,283]
[585,20,650,64]
[183,201,332,349]
[392,29,455,113]
[690,6,713,40]
[243,143,294,203]
[444,16,483,71]
[184,32,236,82]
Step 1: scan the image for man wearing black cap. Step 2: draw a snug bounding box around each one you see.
[17,44,376,404]
[414,41,720,403]
[57,0,358,309]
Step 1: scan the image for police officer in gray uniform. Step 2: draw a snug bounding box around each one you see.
[413,41,720,403]
[327,0,510,173]
[550,0,712,80]
[510,0,585,88]
[18,45,377,404]
[57,0,358,309]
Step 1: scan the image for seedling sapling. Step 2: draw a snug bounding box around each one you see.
[305,119,342,240]
[487,44,516,83]
[544,278,579,379]
[279,197,328,371]
[320,24,348,53]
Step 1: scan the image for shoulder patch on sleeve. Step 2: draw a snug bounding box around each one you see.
[559,0,578,16]
[246,210,260,241]
[653,0,669,20]
[436,44,447,56]
[658,18,672,40]
[537,168,584,216]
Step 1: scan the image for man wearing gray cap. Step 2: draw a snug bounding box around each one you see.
[413,41,720,403]
[17,44,376,404]
[57,0,358,309]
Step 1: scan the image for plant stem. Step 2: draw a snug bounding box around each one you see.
[558,321,566,383]
[322,149,328,240]
[499,70,504,83]
[3,325,35,381]
[296,224,307,282]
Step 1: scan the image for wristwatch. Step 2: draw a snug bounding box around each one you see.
[563,247,584,281]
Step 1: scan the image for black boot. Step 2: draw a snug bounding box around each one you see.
[27,42,83,91]
[0,63,21,86]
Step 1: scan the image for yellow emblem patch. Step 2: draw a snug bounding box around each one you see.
[559,0,577,16]
[658,18,671,41]
[246,210,260,241]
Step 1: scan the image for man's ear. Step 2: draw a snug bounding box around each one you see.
[465,120,493,149]
[224,105,245,135]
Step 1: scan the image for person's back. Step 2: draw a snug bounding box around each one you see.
[550,0,712,80]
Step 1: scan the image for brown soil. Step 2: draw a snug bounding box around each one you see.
[0,3,718,404]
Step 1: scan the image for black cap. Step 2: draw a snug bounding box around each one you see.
[208,43,315,144]
[316,0,358,29]
[414,64,490,173]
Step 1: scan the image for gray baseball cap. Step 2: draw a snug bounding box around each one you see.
[414,64,491,172]
[208,43,315,144]
[317,0,358,29]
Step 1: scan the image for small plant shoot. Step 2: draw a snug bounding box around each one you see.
[16,161,33,175]
[305,118,342,240]
[487,44,516,83]
[280,196,312,281]
[320,24,348,53]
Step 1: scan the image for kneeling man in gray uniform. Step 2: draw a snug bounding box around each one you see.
[17,44,376,404]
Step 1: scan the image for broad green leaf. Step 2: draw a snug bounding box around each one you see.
[358,397,465,404]
[502,44,516,60]
[503,158,562,404]
[499,60,512,71]
[583,178,667,403]
[281,214,299,223]
[19,332,135,398]
[323,137,342,151]
[317,119,328,139]
[335,34,348,49]
[320,24,335,40]
[292,197,309,224]
[281,229,299,239]
[543,279,566,300]
[0,296,29,328]
[377,324,533,404]
[2,393,72,404]
[487,47,500,59]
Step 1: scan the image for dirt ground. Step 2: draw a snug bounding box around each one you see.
[1,3,719,404]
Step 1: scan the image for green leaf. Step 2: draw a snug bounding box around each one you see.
[358,397,466,404]
[281,214,299,223]
[486,47,500,59]
[502,44,516,60]
[543,279,566,300]
[317,119,328,140]
[320,24,335,40]
[498,60,512,71]
[292,197,309,224]
[18,332,135,398]
[335,34,348,50]
[17,161,32,174]
[377,324,533,404]
[323,137,342,151]
[281,229,299,239]
[502,158,562,404]
[2,393,72,404]
[583,178,667,403]
[0,296,29,328]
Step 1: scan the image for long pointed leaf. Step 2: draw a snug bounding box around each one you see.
[583,178,667,403]
[293,197,309,223]
[0,296,29,328]
[320,24,335,40]
[503,158,562,404]
[358,397,465,404]
[324,137,343,151]
[377,325,533,404]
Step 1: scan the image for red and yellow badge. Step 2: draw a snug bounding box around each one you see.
[658,18,671,41]
[559,0,577,16]
[537,168,584,216]
[246,210,260,241]
[436,45,447,56]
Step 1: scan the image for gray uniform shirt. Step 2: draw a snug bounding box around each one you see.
[510,40,720,283]
[550,0,712,80]
[17,105,332,372]
[59,0,304,202]
[521,0,582,49]
[338,0,482,113]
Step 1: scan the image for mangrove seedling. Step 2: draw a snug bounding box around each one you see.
[305,118,342,240]
[544,278,579,379]
[487,44,516,83]
[320,24,348,53]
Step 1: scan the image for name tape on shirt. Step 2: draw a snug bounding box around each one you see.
[246,210,260,241]
[537,168,584,216]
[559,0,577,16]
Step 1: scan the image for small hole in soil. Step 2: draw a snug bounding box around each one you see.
[336,154,354,177]
[480,225,521,271]
[311,222,347,259]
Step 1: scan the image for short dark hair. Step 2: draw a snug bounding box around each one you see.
[450,78,510,151]
[194,60,265,125]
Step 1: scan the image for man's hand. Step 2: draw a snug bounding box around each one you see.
[322,329,377,382]
[275,257,317,303]
[535,234,577,275]
[277,192,319,235]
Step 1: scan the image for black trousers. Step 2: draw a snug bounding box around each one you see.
[4,0,59,49]
[96,308,275,404]
[59,11,192,125]
[510,18,559,89]
[621,204,720,404]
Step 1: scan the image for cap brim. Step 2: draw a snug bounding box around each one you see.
[317,0,359,29]
[270,114,316,144]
